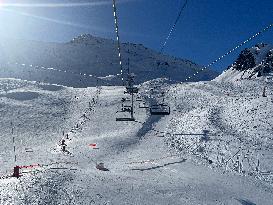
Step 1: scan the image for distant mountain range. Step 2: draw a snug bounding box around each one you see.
[0,34,218,87]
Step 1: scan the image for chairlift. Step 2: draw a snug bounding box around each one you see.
[139,101,149,109]
[120,105,132,113]
[116,110,135,121]
[150,104,170,115]
[116,106,135,121]
[116,117,135,121]
[136,96,142,102]
[121,97,130,102]
[125,86,139,94]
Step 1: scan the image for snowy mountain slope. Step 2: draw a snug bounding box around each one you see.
[0,34,218,87]
[215,43,273,82]
[0,78,273,204]
[165,76,273,186]
[0,78,98,175]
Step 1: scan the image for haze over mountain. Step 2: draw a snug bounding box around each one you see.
[0,34,218,87]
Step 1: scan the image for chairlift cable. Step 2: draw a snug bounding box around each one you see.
[161,23,273,143]
[149,1,189,115]
[184,23,273,82]
[7,61,104,81]
[112,0,125,85]
[160,0,188,53]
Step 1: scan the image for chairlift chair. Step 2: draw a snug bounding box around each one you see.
[125,86,139,94]
[116,105,132,113]
[139,101,149,109]
[150,103,170,115]
[121,97,130,102]
[121,105,132,112]
[116,117,135,121]
[136,96,142,102]
[116,110,135,121]
[116,106,135,121]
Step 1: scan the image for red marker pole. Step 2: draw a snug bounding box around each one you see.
[89,143,98,149]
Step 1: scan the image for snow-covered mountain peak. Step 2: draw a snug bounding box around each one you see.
[232,43,273,70]
[0,35,218,87]
[249,43,272,64]
[215,43,273,82]
[69,33,109,45]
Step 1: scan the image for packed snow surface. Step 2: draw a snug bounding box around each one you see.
[0,77,273,204]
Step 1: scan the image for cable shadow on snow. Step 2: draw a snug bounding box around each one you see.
[135,115,162,139]
[110,115,163,156]
[235,198,256,205]
[131,159,186,171]
[3,91,40,101]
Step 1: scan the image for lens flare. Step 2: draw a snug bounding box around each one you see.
[0,0,138,8]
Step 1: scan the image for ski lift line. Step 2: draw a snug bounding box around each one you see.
[184,23,273,82]
[4,5,125,81]
[59,87,101,148]
[112,0,124,84]
[6,61,118,81]
[2,91,99,179]
[160,0,188,53]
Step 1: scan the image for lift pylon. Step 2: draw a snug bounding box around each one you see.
[116,73,138,121]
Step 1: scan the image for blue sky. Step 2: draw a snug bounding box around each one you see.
[0,0,272,71]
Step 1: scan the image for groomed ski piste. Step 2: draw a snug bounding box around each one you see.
[0,76,273,205]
